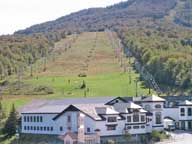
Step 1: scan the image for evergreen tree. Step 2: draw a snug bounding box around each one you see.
[3,104,17,137]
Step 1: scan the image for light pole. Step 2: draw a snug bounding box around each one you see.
[134,79,139,97]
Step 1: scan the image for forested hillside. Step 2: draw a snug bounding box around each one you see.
[0,31,66,79]
[117,26,192,93]
[15,0,177,34]
[1,0,192,94]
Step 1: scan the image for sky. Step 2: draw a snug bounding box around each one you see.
[0,0,127,35]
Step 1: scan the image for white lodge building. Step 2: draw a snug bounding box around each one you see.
[18,95,192,144]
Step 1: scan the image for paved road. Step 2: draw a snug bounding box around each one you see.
[156,130,192,144]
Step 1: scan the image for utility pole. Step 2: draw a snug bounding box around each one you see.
[128,67,132,84]
[135,80,139,97]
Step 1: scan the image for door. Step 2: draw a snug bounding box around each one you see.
[188,121,192,129]
[181,121,185,130]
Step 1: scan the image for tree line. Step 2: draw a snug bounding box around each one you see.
[0,30,67,80]
[117,26,192,93]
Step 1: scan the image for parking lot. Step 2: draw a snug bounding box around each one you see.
[156,130,192,144]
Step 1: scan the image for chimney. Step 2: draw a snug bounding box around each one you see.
[95,129,101,144]
[77,112,85,144]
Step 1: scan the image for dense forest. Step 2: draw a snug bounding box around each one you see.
[117,26,192,93]
[0,31,66,80]
[15,0,177,34]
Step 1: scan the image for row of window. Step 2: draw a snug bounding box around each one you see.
[24,126,53,131]
[127,114,145,123]
[126,125,145,130]
[145,104,162,111]
[107,125,116,131]
[180,108,192,116]
[24,116,43,123]
[107,117,117,122]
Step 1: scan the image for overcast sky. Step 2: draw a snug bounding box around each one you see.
[0,0,127,35]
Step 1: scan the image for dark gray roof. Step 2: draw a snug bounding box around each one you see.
[161,96,192,102]
[18,97,115,114]
[46,97,114,105]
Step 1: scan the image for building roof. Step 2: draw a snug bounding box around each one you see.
[18,97,114,114]
[74,104,119,120]
[22,105,68,114]
[142,95,165,102]
[162,96,192,102]
[178,100,192,106]
[113,102,143,113]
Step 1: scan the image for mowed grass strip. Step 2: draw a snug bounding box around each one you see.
[2,32,154,111]
[25,72,150,98]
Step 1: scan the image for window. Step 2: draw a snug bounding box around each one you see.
[34,116,36,122]
[40,116,43,122]
[155,112,162,124]
[107,125,116,131]
[24,126,26,130]
[44,127,46,131]
[31,126,33,130]
[27,116,29,122]
[40,127,43,131]
[107,117,117,122]
[27,126,30,130]
[141,125,145,129]
[47,127,50,131]
[87,128,90,133]
[51,127,53,131]
[127,126,132,129]
[133,126,139,129]
[155,104,161,109]
[67,115,71,122]
[37,116,39,122]
[133,113,139,122]
[141,115,145,122]
[24,116,26,122]
[37,126,39,131]
[188,108,192,116]
[60,126,63,131]
[30,116,33,122]
[68,127,71,131]
[180,108,185,116]
[127,116,131,122]
[145,105,151,111]
[34,126,36,131]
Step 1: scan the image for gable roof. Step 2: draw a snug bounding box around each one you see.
[142,95,165,102]
[53,103,119,121]
[113,102,143,113]
[105,97,128,105]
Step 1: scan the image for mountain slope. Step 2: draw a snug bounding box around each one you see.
[15,0,177,34]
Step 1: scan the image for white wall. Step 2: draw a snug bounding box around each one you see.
[178,106,192,120]
[163,108,179,121]
[22,113,57,135]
